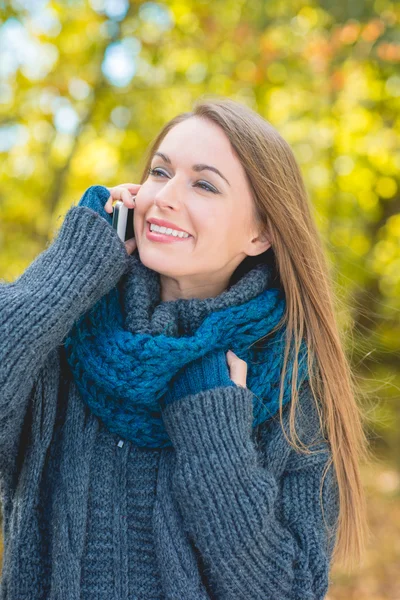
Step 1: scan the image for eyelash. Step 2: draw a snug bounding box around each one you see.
[147,167,219,194]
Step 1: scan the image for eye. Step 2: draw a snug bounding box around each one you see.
[148,167,167,178]
[148,167,219,194]
[196,181,217,193]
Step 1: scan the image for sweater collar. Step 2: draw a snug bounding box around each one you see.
[119,251,276,337]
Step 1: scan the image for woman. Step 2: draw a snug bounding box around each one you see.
[0,97,369,599]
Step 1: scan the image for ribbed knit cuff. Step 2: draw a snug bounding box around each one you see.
[10,204,133,362]
[161,385,255,459]
[160,350,236,408]
[16,203,131,289]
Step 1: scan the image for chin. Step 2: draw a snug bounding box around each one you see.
[137,248,170,274]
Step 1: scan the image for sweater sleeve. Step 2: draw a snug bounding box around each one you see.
[161,383,340,600]
[0,186,131,477]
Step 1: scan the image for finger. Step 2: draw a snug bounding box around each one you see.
[104,187,123,212]
[115,183,142,193]
[124,237,137,255]
[104,186,137,213]
[121,188,136,207]
[226,350,246,366]
[226,350,247,388]
[104,194,114,213]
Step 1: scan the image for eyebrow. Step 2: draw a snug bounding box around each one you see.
[152,152,231,187]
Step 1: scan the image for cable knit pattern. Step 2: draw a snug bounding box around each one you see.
[0,185,340,599]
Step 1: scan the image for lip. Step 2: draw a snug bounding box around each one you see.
[147,218,191,235]
[146,221,193,244]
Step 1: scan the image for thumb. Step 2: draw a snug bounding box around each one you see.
[124,237,137,255]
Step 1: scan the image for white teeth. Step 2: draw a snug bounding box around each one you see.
[149,223,190,238]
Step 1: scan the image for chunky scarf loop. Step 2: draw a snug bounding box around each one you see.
[63,189,310,449]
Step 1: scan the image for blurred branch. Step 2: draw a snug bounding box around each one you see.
[43,5,137,242]
[352,192,400,333]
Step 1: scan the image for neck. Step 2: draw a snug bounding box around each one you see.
[158,257,249,302]
[160,275,231,302]
[119,252,275,337]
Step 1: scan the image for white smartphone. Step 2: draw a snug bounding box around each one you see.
[111,201,135,242]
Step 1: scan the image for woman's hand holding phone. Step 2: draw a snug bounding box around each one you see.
[105,183,141,255]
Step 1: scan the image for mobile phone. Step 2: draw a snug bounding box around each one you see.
[112,201,135,242]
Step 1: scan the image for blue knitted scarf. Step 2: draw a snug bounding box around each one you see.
[63,189,310,449]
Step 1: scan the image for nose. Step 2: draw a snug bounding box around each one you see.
[153,178,185,210]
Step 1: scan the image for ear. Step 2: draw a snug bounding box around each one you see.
[245,224,272,257]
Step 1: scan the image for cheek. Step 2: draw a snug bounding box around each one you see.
[193,206,238,247]
[134,190,153,220]
[209,218,247,253]
[202,221,234,252]
[135,185,151,205]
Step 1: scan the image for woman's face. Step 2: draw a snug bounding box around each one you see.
[133,116,271,301]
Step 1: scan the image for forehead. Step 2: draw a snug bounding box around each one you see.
[157,117,240,172]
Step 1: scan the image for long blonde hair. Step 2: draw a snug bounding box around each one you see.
[137,95,371,570]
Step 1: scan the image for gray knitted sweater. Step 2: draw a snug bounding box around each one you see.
[0,188,339,599]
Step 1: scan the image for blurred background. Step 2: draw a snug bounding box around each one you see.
[0,0,399,597]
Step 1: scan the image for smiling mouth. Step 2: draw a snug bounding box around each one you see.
[146,222,193,242]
